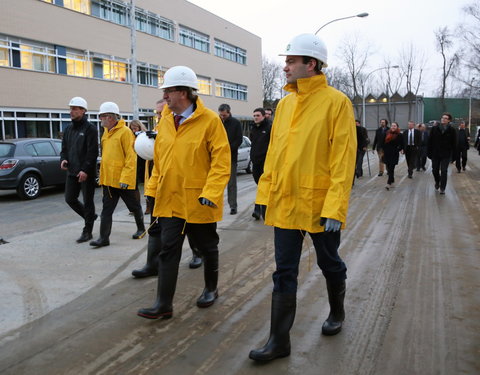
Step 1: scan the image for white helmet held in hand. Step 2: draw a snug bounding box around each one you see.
[279,33,328,67]
[161,66,198,90]
[134,132,155,160]
[69,97,88,110]
[98,102,120,116]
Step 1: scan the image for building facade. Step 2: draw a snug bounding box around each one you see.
[0,0,262,140]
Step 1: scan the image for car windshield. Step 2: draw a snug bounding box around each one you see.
[0,143,15,158]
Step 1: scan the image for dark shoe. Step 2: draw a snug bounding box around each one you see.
[435,182,440,190]
[132,230,145,239]
[76,231,93,243]
[137,306,173,319]
[422,167,426,171]
[196,288,218,308]
[230,208,237,215]
[252,211,260,220]
[416,168,420,171]
[377,172,383,177]
[408,174,413,179]
[132,266,158,278]
[440,189,445,195]
[457,168,461,173]
[189,254,203,269]
[321,280,346,336]
[89,238,110,247]
[249,293,296,362]
[463,167,466,171]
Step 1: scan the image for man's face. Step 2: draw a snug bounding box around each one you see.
[380,120,387,127]
[440,115,450,125]
[253,111,265,124]
[70,106,85,121]
[355,121,361,127]
[265,110,272,120]
[155,101,165,119]
[99,114,117,130]
[218,110,230,122]
[459,122,465,129]
[408,121,415,129]
[163,88,184,113]
[284,55,310,84]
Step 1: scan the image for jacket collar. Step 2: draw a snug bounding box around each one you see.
[283,73,328,95]
[163,97,205,124]
[104,119,126,137]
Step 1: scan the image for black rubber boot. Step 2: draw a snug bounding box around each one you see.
[132,211,146,239]
[196,250,218,307]
[249,292,296,361]
[89,216,111,247]
[132,236,161,278]
[137,255,179,319]
[252,204,261,220]
[321,280,346,336]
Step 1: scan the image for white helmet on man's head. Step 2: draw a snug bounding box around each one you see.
[279,33,328,68]
[98,102,120,116]
[134,132,155,161]
[69,97,88,110]
[161,66,198,90]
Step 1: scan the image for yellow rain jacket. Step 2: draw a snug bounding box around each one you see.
[256,73,356,233]
[145,97,231,223]
[99,119,137,189]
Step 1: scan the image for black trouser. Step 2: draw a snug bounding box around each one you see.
[64,174,96,233]
[99,186,144,240]
[416,146,427,170]
[252,160,265,184]
[227,161,238,210]
[455,148,468,170]
[405,146,417,176]
[386,163,396,185]
[355,149,366,177]
[431,156,451,190]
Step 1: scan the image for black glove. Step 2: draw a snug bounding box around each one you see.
[146,130,157,139]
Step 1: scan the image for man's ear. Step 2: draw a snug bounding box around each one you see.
[307,58,317,72]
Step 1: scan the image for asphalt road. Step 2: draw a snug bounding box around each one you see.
[0,156,479,375]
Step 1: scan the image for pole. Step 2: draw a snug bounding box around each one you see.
[130,0,139,120]
[468,77,475,134]
[314,13,368,35]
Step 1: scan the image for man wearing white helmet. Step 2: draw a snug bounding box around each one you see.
[60,97,99,243]
[249,34,357,361]
[90,102,145,247]
[137,66,230,319]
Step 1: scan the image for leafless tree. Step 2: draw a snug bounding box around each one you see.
[262,56,283,107]
[435,27,460,111]
[458,2,480,78]
[325,67,353,98]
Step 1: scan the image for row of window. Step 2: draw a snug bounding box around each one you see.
[0,35,248,100]
[40,0,247,64]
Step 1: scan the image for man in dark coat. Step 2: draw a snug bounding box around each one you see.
[61,97,98,243]
[416,123,429,171]
[250,108,271,219]
[402,121,421,178]
[455,121,470,172]
[372,119,389,176]
[355,119,369,178]
[218,104,244,214]
[427,112,457,194]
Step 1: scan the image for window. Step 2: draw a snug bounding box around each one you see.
[32,141,56,156]
[215,80,248,101]
[19,43,55,72]
[197,76,211,95]
[63,0,90,14]
[0,40,9,66]
[146,14,175,40]
[135,9,148,32]
[179,26,209,53]
[215,40,246,64]
[103,59,127,81]
[66,52,92,77]
[91,0,128,25]
[136,64,159,87]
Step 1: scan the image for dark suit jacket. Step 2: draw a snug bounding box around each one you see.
[427,125,457,159]
[402,128,421,148]
[372,126,390,151]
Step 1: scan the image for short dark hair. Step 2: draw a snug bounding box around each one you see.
[380,118,389,125]
[265,107,273,114]
[355,119,361,124]
[442,112,452,121]
[301,56,323,73]
[218,104,231,113]
[253,108,265,116]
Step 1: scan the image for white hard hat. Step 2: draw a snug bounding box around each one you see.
[279,33,328,67]
[134,132,155,161]
[98,102,120,116]
[161,66,198,90]
[69,97,88,110]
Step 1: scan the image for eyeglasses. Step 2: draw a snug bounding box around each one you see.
[163,88,179,94]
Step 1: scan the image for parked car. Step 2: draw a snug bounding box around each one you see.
[237,136,252,173]
[0,138,100,200]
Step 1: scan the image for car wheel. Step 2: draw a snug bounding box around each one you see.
[246,160,252,174]
[17,173,41,200]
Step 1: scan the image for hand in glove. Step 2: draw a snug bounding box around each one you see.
[198,197,217,207]
[320,217,342,232]
[145,130,157,139]
[120,183,129,189]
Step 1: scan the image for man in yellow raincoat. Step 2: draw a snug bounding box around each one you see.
[249,34,357,361]
[137,66,231,320]
[90,102,145,247]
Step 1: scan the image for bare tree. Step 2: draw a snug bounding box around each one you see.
[262,56,283,108]
[458,1,480,78]
[435,27,460,111]
[398,43,426,119]
[377,61,403,123]
[325,67,353,98]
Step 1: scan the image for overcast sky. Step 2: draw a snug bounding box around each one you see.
[189,0,472,96]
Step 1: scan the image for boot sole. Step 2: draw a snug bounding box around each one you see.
[131,272,158,278]
[321,326,342,336]
[249,350,290,361]
[196,291,219,308]
[137,311,173,320]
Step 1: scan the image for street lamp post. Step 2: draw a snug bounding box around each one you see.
[468,77,475,133]
[314,12,369,35]
[130,0,139,120]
